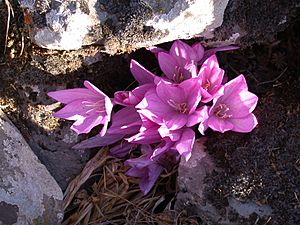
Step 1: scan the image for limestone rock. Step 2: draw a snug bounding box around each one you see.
[17,0,298,53]
[0,109,63,225]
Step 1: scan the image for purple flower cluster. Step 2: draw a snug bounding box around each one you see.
[48,40,258,195]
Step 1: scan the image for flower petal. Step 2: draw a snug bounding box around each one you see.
[130,60,156,84]
[166,115,188,130]
[170,40,194,61]
[126,117,161,144]
[174,128,195,161]
[126,167,147,178]
[83,80,108,97]
[114,83,154,106]
[184,61,198,78]
[187,105,209,127]
[156,79,186,105]
[226,90,258,117]
[108,107,142,135]
[200,45,239,65]
[53,100,89,120]
[198,120,208,135]
[110,142,136,158]
[151,140,174,158]
[147,46,168,58]
[136,89,173,124]
[192,43,204,62]
[230,113,258,133]
[140,164,163,195]
[179,78,202,112]
[71,114,105,134]
[158,125,182,141]
[207,115,234,133]
[73,133,125,149]
[157,52,177,80]
[48,88,95,104]
[221,75,249,101]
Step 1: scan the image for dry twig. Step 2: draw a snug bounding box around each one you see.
[4,0,14,54]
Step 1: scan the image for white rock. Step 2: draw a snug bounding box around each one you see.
[146,0,229,43]
[19,0,229,51]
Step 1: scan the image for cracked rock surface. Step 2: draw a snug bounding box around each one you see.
[18,0,299,53]
[0,109,63,225]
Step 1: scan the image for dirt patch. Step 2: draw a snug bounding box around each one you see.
[203,17,300,224]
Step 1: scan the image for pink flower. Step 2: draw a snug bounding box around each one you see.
[198,55,225,103]
[125,145,179,195]
[148,39,238,68]
[136,78,202,131]
[199,75,258,134]
[125,150,164,195]
[152,127,195,161]
[149,40,204,63]
[110,142,137,158]
[114,84,154,106]
[48,81,113,135]
[157,41,198,83]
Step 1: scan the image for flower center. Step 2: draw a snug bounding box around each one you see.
[84,99,106,113]
[203,79,211,90]
[214,103,232,118]
[173,66,185,83]
[168,100,189,114]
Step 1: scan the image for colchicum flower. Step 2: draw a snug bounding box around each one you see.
[136,78,203,130]
[125,145,179,195]
[198,55,225,103]
[125,152,164,195]
[199,75,258,134]
[49,40,257,195]
[48,81,113,135]
[157,40,200,83]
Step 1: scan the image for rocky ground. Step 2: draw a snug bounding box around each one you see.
[0,2,299,225]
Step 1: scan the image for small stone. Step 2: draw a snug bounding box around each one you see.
[0,109,63,225]
[177,138,215,198]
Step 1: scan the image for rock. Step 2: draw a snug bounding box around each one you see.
[19,0,228,51]
[175,138,273,225]
[17,0,298,53]
[176,138,215,198]
[0,109,63,225]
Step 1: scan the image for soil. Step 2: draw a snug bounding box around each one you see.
[203,17,300,225]
[0,2,299,225]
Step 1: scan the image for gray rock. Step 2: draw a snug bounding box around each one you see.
[0,109,63,225]
[177,138,215,198]
[175,139,272,225]
[18,0,298,53]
